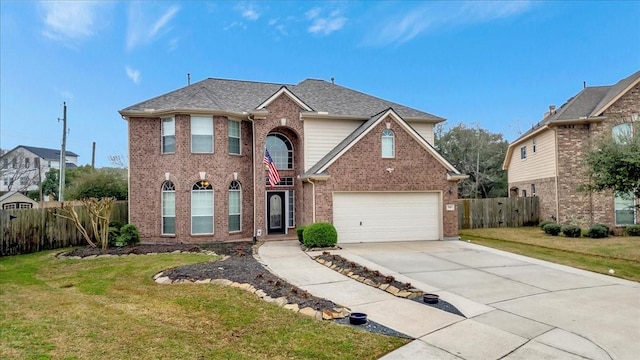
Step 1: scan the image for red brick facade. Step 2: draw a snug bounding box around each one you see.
[128,94,461,243]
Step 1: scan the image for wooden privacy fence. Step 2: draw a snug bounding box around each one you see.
[0,201,128,256]
[458,197,539,229]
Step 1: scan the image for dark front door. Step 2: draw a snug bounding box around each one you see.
[267,191,286,235]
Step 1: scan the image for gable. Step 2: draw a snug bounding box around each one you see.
[256,86,313,111]
[304,108,461,177]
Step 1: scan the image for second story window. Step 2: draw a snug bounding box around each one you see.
[532,138,537,153]
[228,120,241,155]
[25,158,30,168]
[162,118,175,154]
[12,157,17,169]
[266,133,293,169]
[191,116,214,153]
[382,129,395,158]
[520,146,527,159]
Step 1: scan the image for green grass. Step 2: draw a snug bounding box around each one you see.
[0,250,408,359]
[460,227,640,281]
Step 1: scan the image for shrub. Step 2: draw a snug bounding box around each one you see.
[296,226,306,244]
[108,226,121,246]
[561,225,582,238]
[593,223,610,234]
[303,222,338,248]
[542,223,561,236]
[117,224,140,246]
[586,224,608,239]
[625,225,640,237]
[539,220,556,229]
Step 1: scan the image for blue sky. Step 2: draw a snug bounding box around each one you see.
[1,1,639,167]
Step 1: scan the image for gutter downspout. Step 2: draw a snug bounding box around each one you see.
[248,115,257,239]
[307,178,316,223]
[554,128,560,222]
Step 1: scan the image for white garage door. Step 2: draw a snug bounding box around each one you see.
[333,192,441,243]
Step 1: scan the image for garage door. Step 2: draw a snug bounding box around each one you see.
[333,192,440,243]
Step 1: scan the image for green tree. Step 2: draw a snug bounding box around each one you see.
[65,168,128,200]
[41,168,60,200]
[435,123,509,198]
[583,131,640,203]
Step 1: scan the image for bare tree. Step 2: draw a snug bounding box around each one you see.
[107,154,127,169]
[0,151,45,192]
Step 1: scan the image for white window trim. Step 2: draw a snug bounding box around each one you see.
[161,181,176,236]
[161,117,176,154]
[532,138,537,153]
[229,181,242,233]
[266,133,294,170]
[615,192,637,226]
[228,120,241,155]
[191,116,214,153]
[382,129,395,158]
[520,145,527,159]
[191,182,214,235]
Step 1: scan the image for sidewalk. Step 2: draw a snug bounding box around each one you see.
[257,240,629,360]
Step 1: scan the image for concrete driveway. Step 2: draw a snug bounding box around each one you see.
[335,241,640,360]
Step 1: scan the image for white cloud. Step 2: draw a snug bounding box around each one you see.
[39,1,107,45]
[306,7,347,36]
[125,66,141,84]
[365,1,533,46]
[126,3,180,51]
[235,3,260,21]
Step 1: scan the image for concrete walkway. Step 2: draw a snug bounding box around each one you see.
[257,240,640,360]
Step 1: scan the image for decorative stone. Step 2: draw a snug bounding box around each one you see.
[397,291,412,298]
[363,279,377,287]
[284,303,299,312]
[299,307,317,318]
[171,250,182,254]
[325,261,333,267]
[254,290,267,298]
[194,279,211,284]
[230,282,242,288]
[83,255,97,259]
[378,283,390,291]
[211,279,233,286]
[316,258,325,264]
[155,276,172,284]
[330,264,337,269]
[274,297,288,307]
[153,272,164,280]
[322,309,343,320]
[386,286,399,295]
[347,272,354,277]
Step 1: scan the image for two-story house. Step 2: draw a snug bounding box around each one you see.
[503,70,639,229]
[0,145,79,194]
[119,78,467,244]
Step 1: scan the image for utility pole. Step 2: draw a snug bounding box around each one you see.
[59,102,67,201]
[91,141,96,170]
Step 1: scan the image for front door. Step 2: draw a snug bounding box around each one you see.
[267,191,286,235]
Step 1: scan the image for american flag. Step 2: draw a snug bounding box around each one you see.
[263,148,281,189]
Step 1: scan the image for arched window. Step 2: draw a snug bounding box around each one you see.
[161,181,175,235]
[191,180,214,234]
[228,181,242,232]
[266,133,293,169]
[382,129,395,158]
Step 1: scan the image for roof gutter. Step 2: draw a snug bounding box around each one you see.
[119,108,250,119]
[447,173,469,182]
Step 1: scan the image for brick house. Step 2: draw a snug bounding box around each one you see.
[119,78,467,244]
[503,70,640,229]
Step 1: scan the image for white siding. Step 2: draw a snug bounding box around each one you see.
[303,118,362,171]
[333,192,441,243]
[508,129,557,183]
[408,122,435,145]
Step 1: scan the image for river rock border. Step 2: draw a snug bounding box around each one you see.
[56,249,219,259]
[151,271,350,321]
[314,257,424,300]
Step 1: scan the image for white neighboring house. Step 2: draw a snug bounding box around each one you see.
[0,145,78,194]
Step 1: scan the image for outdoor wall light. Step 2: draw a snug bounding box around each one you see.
[448,187,453,195]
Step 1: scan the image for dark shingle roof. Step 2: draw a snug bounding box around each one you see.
[2,146,79,160]
[120,78,443,121]
[514,70,640,142]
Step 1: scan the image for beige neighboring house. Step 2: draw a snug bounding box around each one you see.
[503,70,640,229]
[0,191,39,209]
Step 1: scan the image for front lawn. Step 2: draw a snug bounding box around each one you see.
[459,227,640,282]
[0,250,407,359]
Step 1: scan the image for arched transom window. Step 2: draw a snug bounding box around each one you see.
[191,180,214,234]
[382,129,395,158]
[228,181,241,232]
[266,133,293,169]
[161,181,175,235]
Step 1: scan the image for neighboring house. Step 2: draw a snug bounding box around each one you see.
[503,70,640,228]
[0,145,79,194]
[0,191,39,209]
[119,78,467,244]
